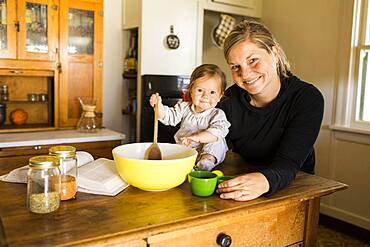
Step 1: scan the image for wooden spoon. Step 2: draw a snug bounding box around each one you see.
[146,93,162,160]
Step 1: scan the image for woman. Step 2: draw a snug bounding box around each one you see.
[217,20,324,201]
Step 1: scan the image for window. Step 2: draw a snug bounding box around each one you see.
[356,0,370,122]
[334,0,370,132]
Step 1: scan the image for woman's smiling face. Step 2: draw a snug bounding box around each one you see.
[228,39,280,97]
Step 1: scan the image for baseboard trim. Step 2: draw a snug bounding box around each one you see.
[320,203,370,230]
[319,213,370,244]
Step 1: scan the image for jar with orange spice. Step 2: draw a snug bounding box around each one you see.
[49,146,77,200]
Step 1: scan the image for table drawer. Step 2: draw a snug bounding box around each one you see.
[148,201,306,247]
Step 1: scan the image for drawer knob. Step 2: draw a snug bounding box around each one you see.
[10,70,23,74]
[33,145,42,150]
[216,233,232,247]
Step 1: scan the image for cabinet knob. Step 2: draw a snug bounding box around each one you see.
[9,70,23,74]
[14,21,20,32]
[216,233,232,247]
[56,62,62,73]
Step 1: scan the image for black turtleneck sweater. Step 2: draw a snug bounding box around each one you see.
[218,74,324,195]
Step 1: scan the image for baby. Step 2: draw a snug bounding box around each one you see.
[149,64,230,171]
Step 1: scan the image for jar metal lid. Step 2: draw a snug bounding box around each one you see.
[29,155,60,168]
[49,145,76,158]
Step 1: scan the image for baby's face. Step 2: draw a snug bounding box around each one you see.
[191,76,222,112]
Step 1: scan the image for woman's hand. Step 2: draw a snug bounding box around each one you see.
[217,172,270,201]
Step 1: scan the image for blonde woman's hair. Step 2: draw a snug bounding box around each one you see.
[223,19,291,80]
[186,64,227,104]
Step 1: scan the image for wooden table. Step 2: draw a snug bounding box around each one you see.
[0,152,347,247]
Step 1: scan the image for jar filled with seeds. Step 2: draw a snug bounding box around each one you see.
[27,155,61,214]
[49,145,77,200]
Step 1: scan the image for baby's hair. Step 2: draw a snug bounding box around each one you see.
[187,64,227,104]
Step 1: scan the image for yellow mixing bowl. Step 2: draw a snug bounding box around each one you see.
[113,143,197,191]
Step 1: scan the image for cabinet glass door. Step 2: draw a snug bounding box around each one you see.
[0,0,16,58]
[0,0,8,50]
[59,0,102,127]
[18,0,58,60]
[25,2,48,53]
[68,8,94,55]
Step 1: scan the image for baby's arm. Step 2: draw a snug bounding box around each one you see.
[149,93,165,119]
[182,109,230,147]
[181,131,218,147]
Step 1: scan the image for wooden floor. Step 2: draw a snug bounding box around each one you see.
[317,214,370,247]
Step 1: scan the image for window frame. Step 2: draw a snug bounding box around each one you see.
[333,0,370,133]
[354,0,370,126]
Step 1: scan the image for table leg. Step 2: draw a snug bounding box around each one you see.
[303,197,320,246]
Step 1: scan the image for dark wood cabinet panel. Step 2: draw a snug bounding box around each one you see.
[0,140,121,174]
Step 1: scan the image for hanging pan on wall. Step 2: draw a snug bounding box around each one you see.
[166,25,180,49]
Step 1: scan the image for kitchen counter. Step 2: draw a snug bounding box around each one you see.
[0,152,347,247]
[0,129,125,148]
[0,129,125,174]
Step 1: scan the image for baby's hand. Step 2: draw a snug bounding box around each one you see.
[149,93,162,108]
[181,136,200,148]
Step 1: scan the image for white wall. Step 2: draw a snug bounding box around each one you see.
[140,0,198,76]
[103,0,124,133]
[263,0,370,230]
[263,1,340,125]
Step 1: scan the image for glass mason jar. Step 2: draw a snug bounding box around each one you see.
[27,155,61,214]
[49,145,78,200]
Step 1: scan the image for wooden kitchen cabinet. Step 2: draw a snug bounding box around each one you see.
[0,0,17,58]
[0,140,121,173]
[59,0,103,127]
[0,69,55,130]
[0,0,58,61]
[0,0,103,131]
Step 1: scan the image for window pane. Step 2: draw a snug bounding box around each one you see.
[358,50,370,121]
[0,0,7,50]
[68,8,94,55]
[25,2,48,53]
